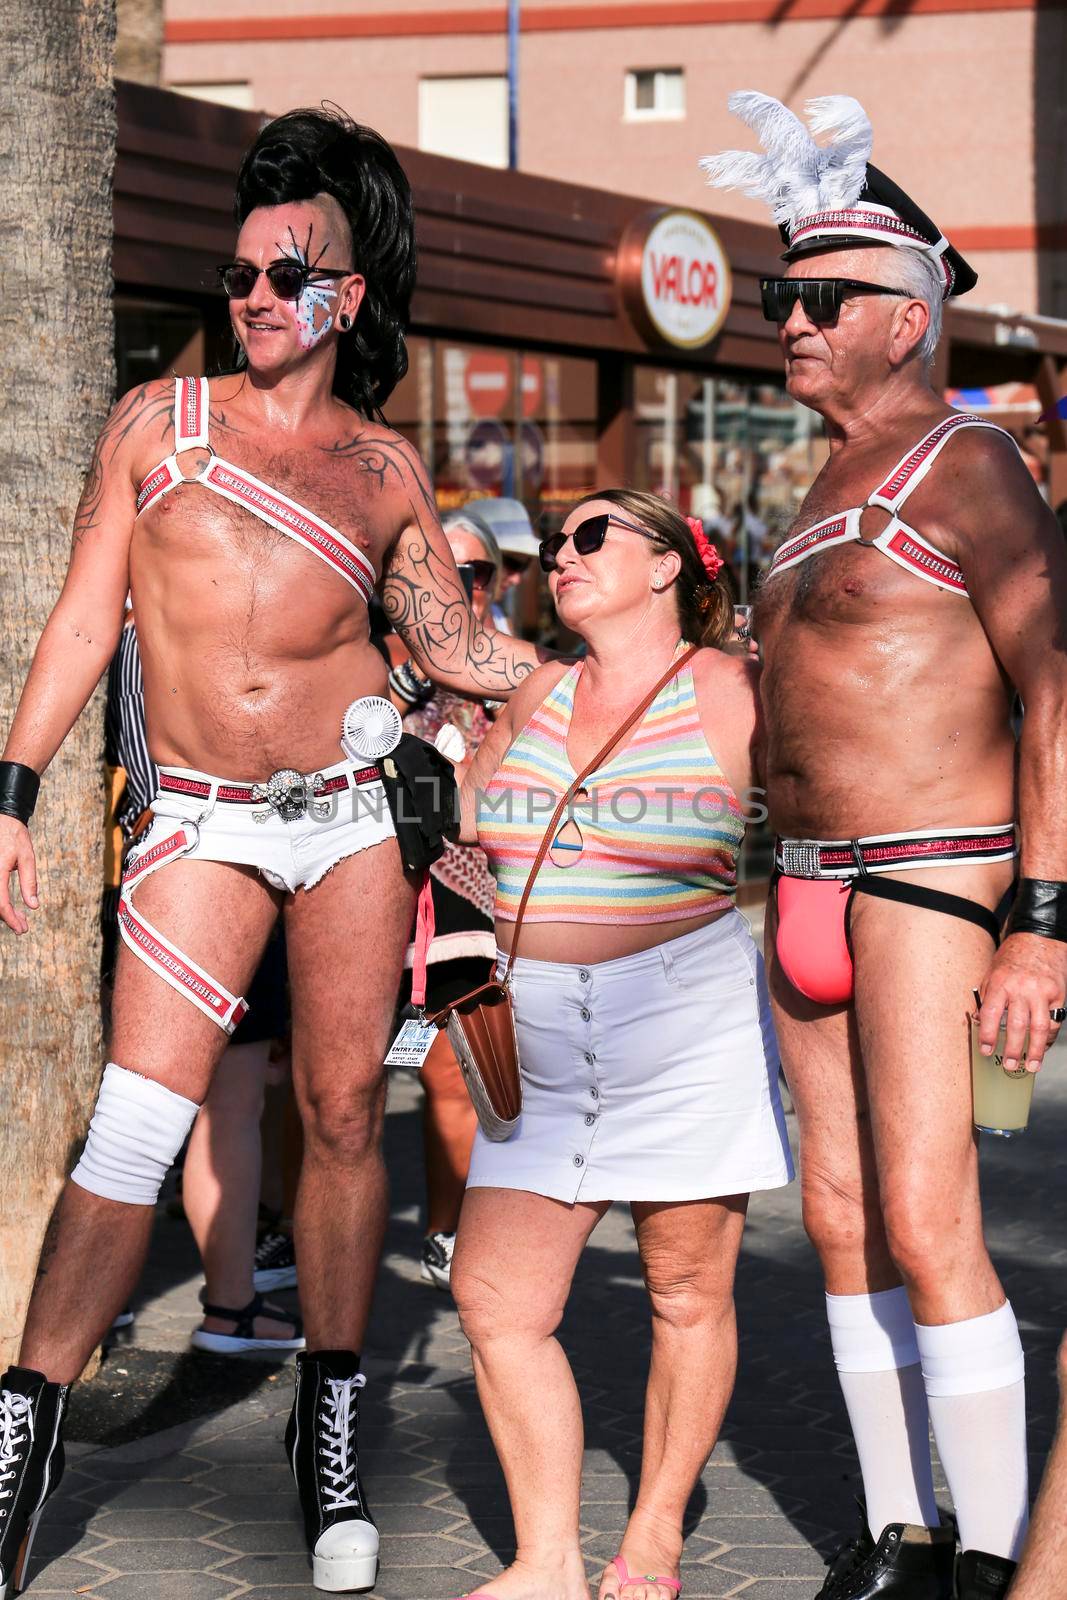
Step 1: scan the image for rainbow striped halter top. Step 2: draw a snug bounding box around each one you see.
[478,653,745,924]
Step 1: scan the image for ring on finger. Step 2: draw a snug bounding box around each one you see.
[1050,1005,1066,1024]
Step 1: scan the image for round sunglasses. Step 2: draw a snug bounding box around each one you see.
[760,276,913,326]
[539,513,666,573]
[216,261,348,301]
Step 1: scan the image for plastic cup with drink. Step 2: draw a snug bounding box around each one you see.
[969,988,1035,1137]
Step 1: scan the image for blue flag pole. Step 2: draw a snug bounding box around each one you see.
[507,0,520,171]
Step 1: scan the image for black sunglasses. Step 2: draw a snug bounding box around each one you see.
[457,559,497,592]
[539,513,666,573]
[760,277,913,326]
[216,261,348,301]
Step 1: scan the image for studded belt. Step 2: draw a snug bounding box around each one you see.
[157,763,382,823]
[774,825,1017,880]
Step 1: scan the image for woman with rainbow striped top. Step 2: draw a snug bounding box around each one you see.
[448,489,793,1600]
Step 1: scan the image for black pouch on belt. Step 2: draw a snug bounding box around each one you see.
[377,733,460,871]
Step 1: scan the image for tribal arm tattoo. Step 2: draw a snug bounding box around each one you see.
[72,381,172,550]
[370,436,541,696]
[383,525,538,695]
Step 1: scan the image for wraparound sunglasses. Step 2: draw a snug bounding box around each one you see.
[217,261,348,301]
[760,276,914,326]
[539,513,666,573]
[457,559,497,592]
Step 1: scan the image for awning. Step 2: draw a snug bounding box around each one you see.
[946,382,1039,413]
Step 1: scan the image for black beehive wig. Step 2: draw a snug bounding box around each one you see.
[233,106,416,418]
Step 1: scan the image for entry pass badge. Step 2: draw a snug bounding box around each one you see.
[385,1015,439,1071]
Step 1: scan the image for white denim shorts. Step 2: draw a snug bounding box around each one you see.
[149,758,396,894]
[117,757,397,1034]
[466,910,794,1203]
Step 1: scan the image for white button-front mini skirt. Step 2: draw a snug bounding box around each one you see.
[466,909,794,1203]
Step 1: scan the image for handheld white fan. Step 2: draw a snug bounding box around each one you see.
[341,696,403,762]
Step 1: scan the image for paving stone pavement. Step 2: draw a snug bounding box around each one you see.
[32,1015,1067,1600]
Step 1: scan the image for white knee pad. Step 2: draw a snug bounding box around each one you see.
[71,1063,199,1205]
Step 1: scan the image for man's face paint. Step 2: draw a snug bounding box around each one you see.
[280,224,339,350]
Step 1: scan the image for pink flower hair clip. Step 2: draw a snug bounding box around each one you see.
[685,515,725,582]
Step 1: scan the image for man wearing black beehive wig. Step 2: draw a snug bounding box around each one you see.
[0,108,539,1596]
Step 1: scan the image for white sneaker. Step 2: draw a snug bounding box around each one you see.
[420,1231,455,1291]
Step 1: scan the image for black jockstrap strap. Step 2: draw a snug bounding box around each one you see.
[849,874,1015,945]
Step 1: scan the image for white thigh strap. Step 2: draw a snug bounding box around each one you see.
[119,823,249,1034]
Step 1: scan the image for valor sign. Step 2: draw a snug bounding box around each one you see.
[619,208,732,350]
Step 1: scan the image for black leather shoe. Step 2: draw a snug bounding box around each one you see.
[955,1550,1016,1598]
[815,1517,956,1598]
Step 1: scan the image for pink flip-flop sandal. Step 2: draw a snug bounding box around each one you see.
[607,1555,682,1597]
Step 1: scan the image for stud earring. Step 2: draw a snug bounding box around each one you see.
[338,313,352,332]
[652,577,663,590]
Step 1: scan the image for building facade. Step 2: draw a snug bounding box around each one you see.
[162,0,1067,322]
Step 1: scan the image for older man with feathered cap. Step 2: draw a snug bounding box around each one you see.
[703,94,1067,1600]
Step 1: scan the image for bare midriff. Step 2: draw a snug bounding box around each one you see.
[754,537,1017,846]
[131,476,388,779]
[493,905,733,966]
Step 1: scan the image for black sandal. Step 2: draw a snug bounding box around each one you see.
[191,1289,305,1353]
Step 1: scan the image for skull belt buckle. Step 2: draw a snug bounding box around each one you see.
[251,768,329,823]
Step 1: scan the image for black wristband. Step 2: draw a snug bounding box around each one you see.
[1009,878,1067,943]
[0,761,40,825]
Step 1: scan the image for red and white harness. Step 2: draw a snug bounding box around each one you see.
[136,377,377,604]
[120,377,384,1032]
[768,414,1014,595]
[119,817,250,1034]
[117,760,431,1035]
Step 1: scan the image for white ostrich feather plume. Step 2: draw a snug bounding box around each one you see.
[700,92,873,229]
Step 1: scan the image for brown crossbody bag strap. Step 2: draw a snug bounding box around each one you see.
[500,643,700,982]
[423,645,698,1030]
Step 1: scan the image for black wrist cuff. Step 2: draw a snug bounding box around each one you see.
[1009,878,1067,943]
[0,761,40,825]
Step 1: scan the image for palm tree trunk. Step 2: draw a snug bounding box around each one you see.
[117,0,162,85]
[0,0,116,1365]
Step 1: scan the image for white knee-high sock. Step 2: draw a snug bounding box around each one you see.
[826,1288,941,1535]
[916,1300,1028,1561]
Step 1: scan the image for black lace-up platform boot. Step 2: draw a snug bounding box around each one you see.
[954,1550,1016,1599]
[814,1511,956,1599]
[285,1351,378,1593]
[0,1368,69,1600]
